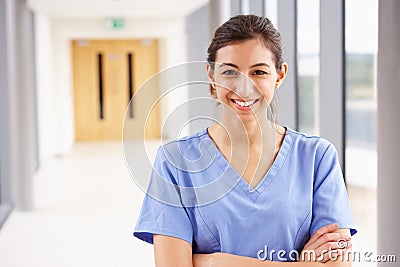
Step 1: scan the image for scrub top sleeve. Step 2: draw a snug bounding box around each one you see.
[133,147,193,245]
[310,144,357,237]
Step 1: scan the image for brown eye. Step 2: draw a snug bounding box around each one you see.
[254,70,268,75]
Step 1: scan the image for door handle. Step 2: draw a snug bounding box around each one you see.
[128,53,134,119]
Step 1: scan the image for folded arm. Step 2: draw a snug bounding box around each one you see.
[154,224,352,267]
[154,234,193,267]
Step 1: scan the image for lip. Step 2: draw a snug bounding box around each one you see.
[230,98,259,111]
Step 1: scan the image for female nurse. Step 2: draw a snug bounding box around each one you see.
[134,15,356,266]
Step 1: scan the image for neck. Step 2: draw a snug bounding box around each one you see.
[219,111,275,147]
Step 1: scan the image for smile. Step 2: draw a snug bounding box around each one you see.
[231,99,258,107]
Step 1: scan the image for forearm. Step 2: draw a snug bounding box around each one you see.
[154,235,193,267]
[236,257,324,267]
[237,257,346,267]
[199,253,351,267]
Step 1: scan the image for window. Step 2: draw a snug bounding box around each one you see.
[345,0,378,259]
[263,0,278,27]
[297,0,320,135]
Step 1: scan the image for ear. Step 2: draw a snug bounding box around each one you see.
[206,63,217,97]
[275,62,288,90]
[206,63,214,83]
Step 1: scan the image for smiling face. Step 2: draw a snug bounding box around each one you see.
[207,38,287,123]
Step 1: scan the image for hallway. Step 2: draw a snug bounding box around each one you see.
[0,141,156,267]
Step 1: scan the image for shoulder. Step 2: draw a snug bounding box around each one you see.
[284,127,337,163]
[283,127,342,184]
[157,128,212,165]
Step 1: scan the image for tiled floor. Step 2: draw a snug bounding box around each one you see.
[0,141,377,266]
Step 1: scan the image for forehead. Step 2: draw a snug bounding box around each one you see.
[215,38,275,66]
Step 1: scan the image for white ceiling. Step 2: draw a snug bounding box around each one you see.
[28,0,209,19]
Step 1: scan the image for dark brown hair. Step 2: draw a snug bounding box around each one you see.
[206,14,284,122]
[207,15,284,71]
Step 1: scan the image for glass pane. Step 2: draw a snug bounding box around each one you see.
[264,0,278,27]
[0,161,1,204]
[297,0,320,135]
[345,0,378,264]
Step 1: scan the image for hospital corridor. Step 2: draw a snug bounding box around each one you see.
[0,0,399,266]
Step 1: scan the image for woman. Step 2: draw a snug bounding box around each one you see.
[134,15,356,266]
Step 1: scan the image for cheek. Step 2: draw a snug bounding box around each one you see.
[255,81,275,101]
[215,86,231,99]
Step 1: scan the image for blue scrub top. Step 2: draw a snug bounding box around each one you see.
[133,127,357,261]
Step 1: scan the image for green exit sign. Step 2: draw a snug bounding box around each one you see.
[107,18,126,29]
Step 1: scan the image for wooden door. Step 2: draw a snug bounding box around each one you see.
[72,39,160,141]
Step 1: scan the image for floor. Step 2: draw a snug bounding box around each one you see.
[0,141,377,267]
[347,186,377,267]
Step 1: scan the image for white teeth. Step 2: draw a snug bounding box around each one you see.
[233,99,256,107]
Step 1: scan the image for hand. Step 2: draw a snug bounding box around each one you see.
[300,223,352,263]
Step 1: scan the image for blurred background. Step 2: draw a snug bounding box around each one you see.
[0,0,397,266]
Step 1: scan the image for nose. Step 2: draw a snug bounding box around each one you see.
[233,74,254,98]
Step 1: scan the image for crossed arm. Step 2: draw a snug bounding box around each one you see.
[153,224,352,267]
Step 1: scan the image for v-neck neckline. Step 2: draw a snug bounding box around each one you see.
[203,126,293,201]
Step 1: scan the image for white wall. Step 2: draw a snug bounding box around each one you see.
[35,13,56,160]
[35,16,188,159]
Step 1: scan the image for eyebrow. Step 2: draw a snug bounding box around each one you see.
[250,63,271,68]
[218,62,271,68]
[218,63,239,69]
